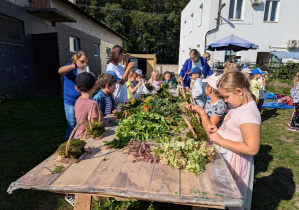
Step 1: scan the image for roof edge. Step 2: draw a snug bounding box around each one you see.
[59,0,128,40]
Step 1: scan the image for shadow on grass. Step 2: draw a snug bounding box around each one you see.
[252,167,295,209]
[254,145,273,175]
[261,108,279,122]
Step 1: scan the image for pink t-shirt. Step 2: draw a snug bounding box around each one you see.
[74,98,99,138]
[217,101,261,210]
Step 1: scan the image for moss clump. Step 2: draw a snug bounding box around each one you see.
[57,139,86,159]
[87,122,105,138]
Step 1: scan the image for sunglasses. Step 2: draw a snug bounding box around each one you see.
[78,59,88,64]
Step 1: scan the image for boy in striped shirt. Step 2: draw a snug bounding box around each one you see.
[93,72,118,116]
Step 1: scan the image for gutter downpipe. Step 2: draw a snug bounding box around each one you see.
[204,0,225,53]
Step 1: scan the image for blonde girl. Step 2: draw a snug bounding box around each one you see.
[126,70,141,100]
[58,50,89,141]
[106,45,135,104]
[208,71,260,210]
[149,70,162,89]
[288,72,299,131]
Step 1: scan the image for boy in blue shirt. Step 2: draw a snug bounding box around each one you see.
[189,67,205,108]
[93,72,118,116]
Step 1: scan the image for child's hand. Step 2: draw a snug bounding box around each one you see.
[209,132,223,144]
[127,62,135,70]
[124,53,130,62]
[192,105,203,113]
[186,104,193,110]
[207,124,218,133]
[112,109,117,114]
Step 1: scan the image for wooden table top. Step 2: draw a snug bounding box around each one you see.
[7,115,243,209]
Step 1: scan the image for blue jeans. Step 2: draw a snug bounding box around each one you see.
[64,103,76,141]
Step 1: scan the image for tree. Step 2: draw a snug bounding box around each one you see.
[76,0,190,64]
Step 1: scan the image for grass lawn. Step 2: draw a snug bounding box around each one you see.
[0,96,298,209]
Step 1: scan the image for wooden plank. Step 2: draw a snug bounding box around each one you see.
[110,154,155,192]
[148,163,180,196]
[83,149,130,189]
[74,194,91,210]
[50,132,114,187]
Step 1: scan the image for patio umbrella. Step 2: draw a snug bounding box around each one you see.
[205,34,258,60]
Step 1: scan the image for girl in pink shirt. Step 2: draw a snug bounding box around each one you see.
[208,71,261,210]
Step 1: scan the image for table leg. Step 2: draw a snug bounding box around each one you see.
[74,194,91,210]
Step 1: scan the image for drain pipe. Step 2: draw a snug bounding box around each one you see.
[204,1,226,53]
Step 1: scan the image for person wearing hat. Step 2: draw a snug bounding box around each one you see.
[188,67,205,108]
[74,72,102,139]
[186,73,227,130]
[250,68,266,111]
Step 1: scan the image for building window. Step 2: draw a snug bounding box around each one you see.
[0,14,24,45]
[94,44,100,56]
[264,0,279,22]
[106,47,111,59]
[198,4,203,27]
[229,0,243,20]
[190,14,193,32]
[69,36,80,52]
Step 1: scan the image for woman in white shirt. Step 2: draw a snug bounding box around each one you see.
[106,45,135,104]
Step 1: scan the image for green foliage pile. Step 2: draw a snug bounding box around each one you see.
[76,0,190,64]
[57,139,86,159]
[188,117,208,141]
[152,137,215,175]
[87,122,105,138]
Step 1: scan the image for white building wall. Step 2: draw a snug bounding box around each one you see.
[179,0,299,69]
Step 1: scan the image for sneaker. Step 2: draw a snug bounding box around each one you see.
[288,126,299,132]
[65,194,75,207]
[287,121,291,127]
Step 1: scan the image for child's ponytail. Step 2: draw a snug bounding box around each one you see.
[107,45,124,64]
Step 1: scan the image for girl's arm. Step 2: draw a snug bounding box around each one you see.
[208,124,260,156]
[169,82,172,87]
[58,63,76,75]
[123,53,130,69]
[128,80,141,94]
[190,105,221,133]
[119,62,135,85]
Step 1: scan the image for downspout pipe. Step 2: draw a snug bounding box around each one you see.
[204,1,226,53]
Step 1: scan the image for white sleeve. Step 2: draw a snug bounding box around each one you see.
[193,80,203,97]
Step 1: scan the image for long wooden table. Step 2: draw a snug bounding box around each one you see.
[7,115,243,209]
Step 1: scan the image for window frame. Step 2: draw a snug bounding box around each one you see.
[94,43,100,57]
[69,36,80,53]
[228,0,244,20]
[106,47,111,59]
[264,0,280,22]
[198,4,203,27]
[0,14,24,45]
[190,13,193,32]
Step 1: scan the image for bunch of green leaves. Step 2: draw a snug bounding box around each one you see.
[103,136,131,149]
[57,139,86,159]
[152,138,215,175]
[188,117,208,141]
[115,111,173,142]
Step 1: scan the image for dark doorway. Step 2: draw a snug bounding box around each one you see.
[138,59,147,75]
[32,33,60,96]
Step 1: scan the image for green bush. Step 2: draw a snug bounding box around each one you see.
[272,62,299,80]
